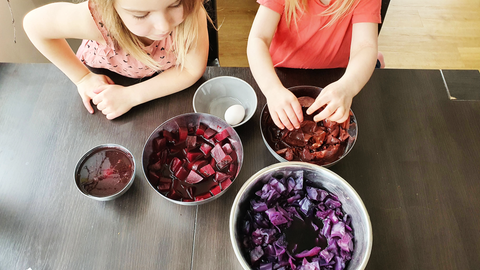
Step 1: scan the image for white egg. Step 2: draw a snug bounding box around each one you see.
[224,104,245,126]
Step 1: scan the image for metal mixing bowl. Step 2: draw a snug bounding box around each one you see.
[230,162,372,270]
[142,113,244,206]
[74,144,136,201]
[260,85,358,168]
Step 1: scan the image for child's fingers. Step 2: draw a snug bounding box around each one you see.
[292,101,304,125]
[328,107,349,123]
[313,104,335,122]
[270,111,286,130]
[284,107,301,130]
[81,96,94,114]
[105,76,114,85]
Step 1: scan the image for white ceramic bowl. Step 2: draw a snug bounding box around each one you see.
[193,76,258,128]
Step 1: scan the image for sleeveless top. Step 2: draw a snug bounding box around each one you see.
[76,0,177,78]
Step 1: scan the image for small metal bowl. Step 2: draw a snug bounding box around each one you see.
[193,76,258,128]
[74,144,136,201]
[260,85,358,167]
[230,162,372,270]
[142,113,244,206]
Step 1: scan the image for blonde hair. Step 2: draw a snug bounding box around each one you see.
[92,0,205,71]
[284,0,358,28]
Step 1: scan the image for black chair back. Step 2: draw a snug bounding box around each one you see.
[204,0,220,66]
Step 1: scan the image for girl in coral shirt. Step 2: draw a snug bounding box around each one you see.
[248,0,382,130]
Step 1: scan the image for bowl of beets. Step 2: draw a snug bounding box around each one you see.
[230,162,372,270]
[142,113,243,205]
[260,86,358,167]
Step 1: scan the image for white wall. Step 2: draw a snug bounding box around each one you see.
[0,0,80,63]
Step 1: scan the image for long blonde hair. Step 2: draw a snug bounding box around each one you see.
[92,0,205,71]
[285,0,358,28]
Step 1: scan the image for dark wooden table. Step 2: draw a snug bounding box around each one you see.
[1,63,479,270]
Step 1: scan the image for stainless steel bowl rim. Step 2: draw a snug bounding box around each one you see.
[74,143,136,201]
[229,161,372,270]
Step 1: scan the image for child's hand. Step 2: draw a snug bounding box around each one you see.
[76,73,114,114]
[306,80,353,123]
[92,85,135,120]
[266,87,303,130]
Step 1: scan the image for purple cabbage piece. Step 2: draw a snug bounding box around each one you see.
[259,262,273,270]
[330,222,346,239]
[251,200,268,212]
[325,198,342,209]
[250,245,264,263]
[306,186,329,202]
[295,246,322,258]
[265,207,289,226]
[298,259,320,270]
[299,197,314,216]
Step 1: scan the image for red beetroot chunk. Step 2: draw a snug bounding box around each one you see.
[199,164,215,177]
[204,128,217,139]
[214,129,230,142]
[211,143,226,163]
[185,170,204,184]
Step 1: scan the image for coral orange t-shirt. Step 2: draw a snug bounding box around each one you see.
[258,0,381,69]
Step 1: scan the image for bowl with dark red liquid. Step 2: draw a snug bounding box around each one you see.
[142,113,244,206]
[230,162,372,270]
[260,85,358,168]
[74,144,136,201]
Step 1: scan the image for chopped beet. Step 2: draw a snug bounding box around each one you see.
[215,171,230,183]
[214,129,230,142]
[195,192,212,201]
[222,143,233,154]
[189,160,208,171]
[196,122,208,136]
[162,130,176,143]
[210,185,222,196]
[185,170,204,184]
[178,126,188,141]
[220,178,232,190]
[170,157,183,173]
[153,137,166,151]
[199,164,215,177]
[148,171,160,184]
[203,128,217,139]
[185,135,197,150]
[200,143,213,156]
[174,166,188,181]
[217,155,233,170]
[157,182,171,192]
[211,143,226,163]
[186,150,203,162]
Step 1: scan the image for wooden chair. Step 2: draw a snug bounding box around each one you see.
[204,0,220,66]
[378,0,391,34]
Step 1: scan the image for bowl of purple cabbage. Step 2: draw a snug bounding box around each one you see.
[229,162,372,270]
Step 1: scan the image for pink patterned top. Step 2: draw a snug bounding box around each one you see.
[76,0,177,78]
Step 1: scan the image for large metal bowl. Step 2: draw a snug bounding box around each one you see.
[260,85,358,168]
[142,113,244,206]
[230,162,372,270]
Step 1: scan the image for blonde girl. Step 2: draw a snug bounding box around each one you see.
[248,0,381,130]
[24,0,209,120]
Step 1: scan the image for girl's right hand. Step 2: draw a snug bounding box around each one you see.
[75,73,114,114]
[265,87,303,131]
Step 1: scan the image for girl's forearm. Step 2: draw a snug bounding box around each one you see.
[247,37,284,97]
[340,45,377,97]
[128,65,206,107]
[29,38,91,84]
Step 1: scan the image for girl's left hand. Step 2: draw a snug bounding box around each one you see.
[306,80,354,123]
[92,85,134,120]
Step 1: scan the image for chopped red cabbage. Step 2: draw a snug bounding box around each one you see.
[239,170,354,270]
